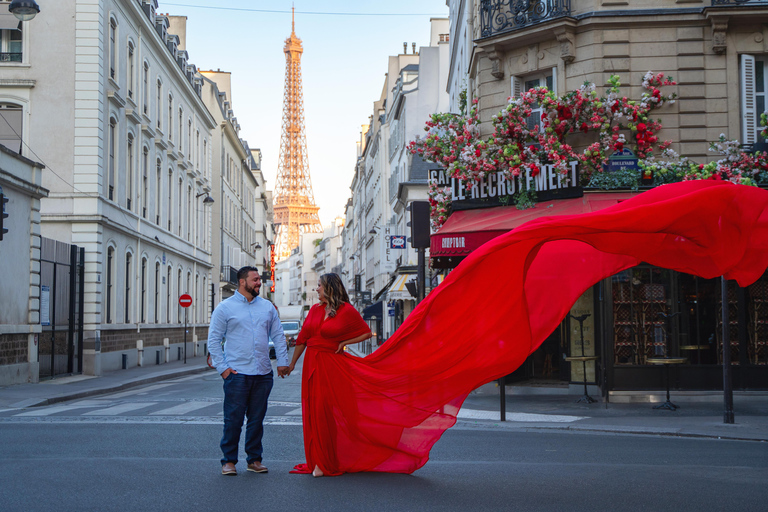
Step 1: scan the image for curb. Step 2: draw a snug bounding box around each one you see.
[14,365,213,409]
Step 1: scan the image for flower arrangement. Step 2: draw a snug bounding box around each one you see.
[410,72,765,230]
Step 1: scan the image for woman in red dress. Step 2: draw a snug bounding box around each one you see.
[288,273,372,477]
[285,182,768,478]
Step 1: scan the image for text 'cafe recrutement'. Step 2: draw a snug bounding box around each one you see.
[429,166,768,397]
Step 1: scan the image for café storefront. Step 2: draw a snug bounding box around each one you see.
[430,169,768,394]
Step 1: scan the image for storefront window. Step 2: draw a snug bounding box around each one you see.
[612,267,768,367]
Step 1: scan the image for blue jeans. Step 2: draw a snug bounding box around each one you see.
[220,372,273,465]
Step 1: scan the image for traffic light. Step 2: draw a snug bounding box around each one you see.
[0,186,8,241]
[406,200,430,249]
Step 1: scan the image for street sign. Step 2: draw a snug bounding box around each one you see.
[179,294,193,308]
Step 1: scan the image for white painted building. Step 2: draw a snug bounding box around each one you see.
[1,1,217,375]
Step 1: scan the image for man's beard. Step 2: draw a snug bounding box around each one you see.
[245,284,260,297]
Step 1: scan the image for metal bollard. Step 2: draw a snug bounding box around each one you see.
[177,346,182,360]
[156,350,161,365]
[121,353,127,370]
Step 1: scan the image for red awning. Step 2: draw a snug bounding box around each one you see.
[430,191,640,262]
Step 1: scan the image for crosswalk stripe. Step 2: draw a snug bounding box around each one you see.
[285,407,303,416]
[149,402,214,415]
[105,384,174,399]
[14,404,98,417]
[83,402,156,415]
[457,409,585,423]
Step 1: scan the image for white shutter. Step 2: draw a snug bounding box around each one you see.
[550,67,558,95]
[742,54,757,145]
[511,75,522,99]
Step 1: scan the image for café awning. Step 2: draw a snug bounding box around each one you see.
[430,191,639,267]
[388,274,416,300]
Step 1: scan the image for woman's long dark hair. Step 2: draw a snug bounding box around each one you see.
[319,273,350,317]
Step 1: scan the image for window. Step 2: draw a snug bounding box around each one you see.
[178,177,183,236]
[106,247,114,323]
[156,79,162,129]
[166,266,172,323]
[125,252,132,323]
[203,139,207,176]
[108,118,116,200]
[156,159,162,225]
[177,268,182,322]
[143,61,149,114]
[167,168,173,231]
[187,184,192,240]
[140,257,147,323]
[127,41,135,99]
[0,103,22,153]
[168,94,173,140]
[511,69,556,133]
[154,261,160,323]
[109,18,117,80]
[142,147,149,218]
[126,133,134,210]
[0,24,23,63]
[741,54,768,145]
[195,130,200,170]
[178,107,183,151]
[187,119,192,160]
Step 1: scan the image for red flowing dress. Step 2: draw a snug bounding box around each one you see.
[290,181,768,476]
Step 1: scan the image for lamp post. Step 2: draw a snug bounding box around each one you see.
[8,0,40,21]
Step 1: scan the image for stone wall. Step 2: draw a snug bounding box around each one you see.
[0,333,29,366]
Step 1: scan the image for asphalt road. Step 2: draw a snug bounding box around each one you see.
[1,364,766,512]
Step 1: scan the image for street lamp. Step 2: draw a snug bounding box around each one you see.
[369,226,380,234]
[195,191,214,204]
[8,0,40,21]
[251,242,262,250]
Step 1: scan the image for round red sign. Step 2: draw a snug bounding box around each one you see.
[179,294,193,308]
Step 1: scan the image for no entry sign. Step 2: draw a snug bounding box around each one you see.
[179,294,193,308]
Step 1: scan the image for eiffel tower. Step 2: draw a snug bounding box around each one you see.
[273,10,322,260]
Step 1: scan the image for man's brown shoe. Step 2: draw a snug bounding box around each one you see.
[247,461,268,473]
[221,462,237,476]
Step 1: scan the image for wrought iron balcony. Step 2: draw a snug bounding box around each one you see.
[220,265,238,286]
[480,0,571,38]
[0,53,22,62]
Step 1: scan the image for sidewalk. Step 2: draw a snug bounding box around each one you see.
[0,356,213,409]
[2,347,767,443]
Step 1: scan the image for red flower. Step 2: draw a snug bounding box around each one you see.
[530,165,540,177]
[637,123,647,132]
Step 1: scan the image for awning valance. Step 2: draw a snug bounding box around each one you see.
[430,192,639,265]
[388,274,416,300]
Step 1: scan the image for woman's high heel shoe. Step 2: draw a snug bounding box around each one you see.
[312,465,324,478]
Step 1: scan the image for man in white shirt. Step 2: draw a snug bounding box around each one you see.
[208,266,289,476]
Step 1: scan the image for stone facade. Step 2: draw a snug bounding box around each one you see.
[466,0,768,158]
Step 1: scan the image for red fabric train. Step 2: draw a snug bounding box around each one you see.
[293,181,768,476]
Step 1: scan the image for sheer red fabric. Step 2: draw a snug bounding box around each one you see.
[291,181,768,476]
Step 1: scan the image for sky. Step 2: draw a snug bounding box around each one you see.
[161,0,450,226]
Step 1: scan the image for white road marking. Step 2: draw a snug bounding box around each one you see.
[14,404,99,417]
[285,407,303,416]
[83,402,156,415]
[149,402,214,415]
[103,384,174,399]
[457,409,586,423]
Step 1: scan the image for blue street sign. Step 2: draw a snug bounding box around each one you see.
[389,235,406,249]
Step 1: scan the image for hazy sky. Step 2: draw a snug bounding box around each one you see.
[162,0,449,226]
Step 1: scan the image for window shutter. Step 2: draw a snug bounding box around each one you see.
[550,67,558,95]
[511,76,522,99]
[741,54,757,145]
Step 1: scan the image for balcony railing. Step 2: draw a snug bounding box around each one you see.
[479,0,571,38]
[0,53,22,63]
[220,265,238,286]
[712,0,768,5]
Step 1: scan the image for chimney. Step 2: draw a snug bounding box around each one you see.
[403,42,407,54]
[412,42,416,54]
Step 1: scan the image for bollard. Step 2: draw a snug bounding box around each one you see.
[156,350,161,365]
[177,346,182,360]
[121,353,127,370]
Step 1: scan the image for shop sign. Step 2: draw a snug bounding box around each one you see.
[429,162,582,211]
[388,235,406,249]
